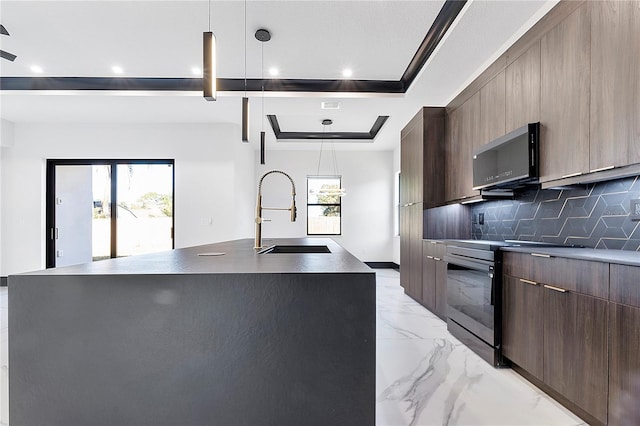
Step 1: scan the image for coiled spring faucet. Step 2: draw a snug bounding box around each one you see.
[255,170,297,249]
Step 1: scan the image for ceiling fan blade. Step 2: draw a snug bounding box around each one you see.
[0,25,9,36]
[0,50,17,61]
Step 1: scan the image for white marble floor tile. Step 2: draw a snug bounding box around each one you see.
[374,270,586,426]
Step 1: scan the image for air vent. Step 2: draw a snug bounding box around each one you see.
[321,101,340,110]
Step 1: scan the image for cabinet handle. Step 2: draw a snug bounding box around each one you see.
[544,284,568,293]
[531,253,551,258]
[433,257,441,261]
[430,241,437,244]
[426,255,434,259]
[519,278,538,286]
[589,165,614,173]
[561,171,583,179]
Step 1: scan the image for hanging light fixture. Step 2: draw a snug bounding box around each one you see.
[311,119,347,197]
[203,0,217,101]
[241,0,249,142]
[255,28,271,164]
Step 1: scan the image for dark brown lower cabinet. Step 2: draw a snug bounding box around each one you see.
[400,203,423,301]
[543,286,608,425]
[422,241,447,320]
[400,206,410,292]
[409,204,423,301]
[608,303,640,426]
[502,275,544,381]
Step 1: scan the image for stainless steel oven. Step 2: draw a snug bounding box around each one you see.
[445,241,506,366]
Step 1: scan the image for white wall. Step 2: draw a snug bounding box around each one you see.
[0,119,16,277]
[255,149,395,262]
[0,122,254,276]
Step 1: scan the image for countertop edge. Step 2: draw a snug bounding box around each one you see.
[501,246,640,267]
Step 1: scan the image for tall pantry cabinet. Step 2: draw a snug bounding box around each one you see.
[400,108,445,301]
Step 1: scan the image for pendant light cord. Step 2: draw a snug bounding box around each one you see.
[332,141,339,176]
[316,124,326,176]
[261,42,265,132]
[208,0,211,32]
[244,0,247,97]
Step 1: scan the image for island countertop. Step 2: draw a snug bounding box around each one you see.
[9,237,376,426]
[19,237,373,276]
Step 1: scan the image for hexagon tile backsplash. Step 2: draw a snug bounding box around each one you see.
[471,175,640,251]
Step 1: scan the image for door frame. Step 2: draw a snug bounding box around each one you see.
[46,159,175,268]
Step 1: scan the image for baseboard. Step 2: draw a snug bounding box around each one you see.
[364,262,399,270]
[0,276,7,287]
[510,363,603,426]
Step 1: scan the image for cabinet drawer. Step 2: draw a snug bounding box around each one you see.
[423,240,445,259]
[503,252,609,299]
[610,264,640,308]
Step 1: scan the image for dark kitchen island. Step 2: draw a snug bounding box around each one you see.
[9,238,376,426]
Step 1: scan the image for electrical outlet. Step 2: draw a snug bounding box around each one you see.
[479,213,485,225]
[631,199,640,221]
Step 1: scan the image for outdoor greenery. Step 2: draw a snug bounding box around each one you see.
[317,184,340,217]
[138,192,173,217]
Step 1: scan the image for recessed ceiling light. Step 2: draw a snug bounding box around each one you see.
[111,65,124,75]
[30,65,43,74]
[191,67,202,75]
[269,67,279,77]
[342,69,353,78]
[321,101,341,110]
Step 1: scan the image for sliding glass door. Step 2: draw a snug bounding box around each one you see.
[46,160,174,268]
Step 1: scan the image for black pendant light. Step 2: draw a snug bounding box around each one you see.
[241,0,249,142]
[256,28,271,164]
[203,0,217,101]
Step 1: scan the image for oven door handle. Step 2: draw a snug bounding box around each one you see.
[444,255,493,272]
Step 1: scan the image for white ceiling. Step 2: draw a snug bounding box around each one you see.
[0,0,558,151]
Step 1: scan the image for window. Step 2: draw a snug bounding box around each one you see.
[46,159,174,268]
[307,176,342,235]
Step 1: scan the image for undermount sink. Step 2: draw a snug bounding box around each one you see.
[258,245,331,254]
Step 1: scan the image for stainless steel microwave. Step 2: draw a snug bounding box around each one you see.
[472,122,540,190]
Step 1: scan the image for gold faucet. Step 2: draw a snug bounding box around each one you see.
[255,170,297,249]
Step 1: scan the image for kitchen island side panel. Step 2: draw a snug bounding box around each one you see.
[9,272,375,426]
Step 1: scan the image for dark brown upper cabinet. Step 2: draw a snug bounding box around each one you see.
[540,3,590,182]
[445,92,480,202]
[590,0,640,172]
[479,70,506,147]
[505,41,541,133]
[400,107,445,208]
